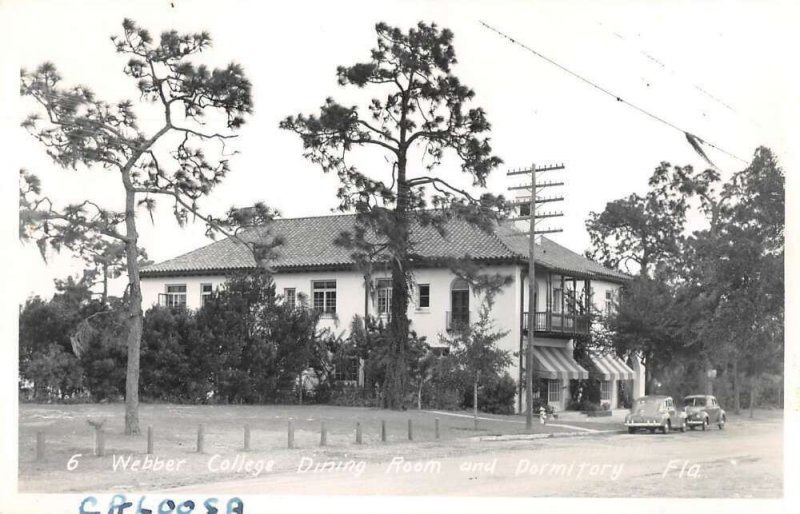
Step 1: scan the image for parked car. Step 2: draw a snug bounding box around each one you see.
[624,395,687,434]
[683,394,726,430]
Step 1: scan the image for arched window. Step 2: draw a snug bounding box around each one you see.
[450,279,470,327]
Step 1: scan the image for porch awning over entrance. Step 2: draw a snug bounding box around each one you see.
[534,346,589,380]
[588,352,635,380]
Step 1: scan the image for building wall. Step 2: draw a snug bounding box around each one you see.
[517,272,625,412]
[140,274,229,311]
[140,265,522,358]
[140,266,633,413]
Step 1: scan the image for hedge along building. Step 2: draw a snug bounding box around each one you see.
[139,214,645,412]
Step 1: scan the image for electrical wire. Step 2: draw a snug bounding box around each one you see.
[596,20,762,129]
[479,20,748,164]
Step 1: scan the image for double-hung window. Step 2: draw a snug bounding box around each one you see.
[165,284,187,308]
[417,284,430,309]
[604,290,614,318]
[200,283,213,307]
[600,380,611,401]
[284,288,296,310]
[548,379,561,403]
[377,279,392,316]
[312,280,337,315]
[553,288,563,314]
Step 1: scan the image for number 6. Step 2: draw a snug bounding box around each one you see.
[67,453,82,471]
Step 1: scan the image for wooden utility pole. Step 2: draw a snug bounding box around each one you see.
[508,163,565,429]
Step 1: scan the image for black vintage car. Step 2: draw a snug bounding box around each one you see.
[683,395,726,430]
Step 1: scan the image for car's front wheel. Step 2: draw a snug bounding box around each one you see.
[680,419,686,433]
[718,415,726,430]
[628,427,636,434]
[701,417,708,431]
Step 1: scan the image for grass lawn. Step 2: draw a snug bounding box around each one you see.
[18,403,584,493]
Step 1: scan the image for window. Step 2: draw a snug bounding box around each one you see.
[604,290,614,317]
[418,284,430,309]
[284,288,296,310]
[333,356,359,382]
[430,346,449,357]
[600,380,611,401]
[450,279,470,328]
[165,284,187,308]
[548,379,561,403]
[200,283,213,307]
[376,279,392,316]
[553,288,563,313]
[312,280,337,315]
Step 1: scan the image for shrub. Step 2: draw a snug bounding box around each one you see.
[530,398,555,415]
[580,400,604,412]
[330,383,380,407]
[463,372,516,414]
[79,309,128,401]
[140,306,209,403]
[22,344,84,401]
[566,398,582,411]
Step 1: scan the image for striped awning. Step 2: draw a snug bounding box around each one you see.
[588,352,635,380]
[534,346,589,380]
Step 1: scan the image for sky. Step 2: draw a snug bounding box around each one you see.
[0,0,796,303]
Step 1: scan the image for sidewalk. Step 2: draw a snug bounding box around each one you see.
[553,408,628,424]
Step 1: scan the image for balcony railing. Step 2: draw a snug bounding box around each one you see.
[446,310,470,331]
[523,311,589,335]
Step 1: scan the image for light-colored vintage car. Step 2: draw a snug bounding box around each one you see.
[683,394,726,430]
[625,395,687,434]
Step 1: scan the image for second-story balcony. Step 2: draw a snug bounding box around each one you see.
[523,311,589,336]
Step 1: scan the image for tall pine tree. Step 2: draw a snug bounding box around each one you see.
[281,22,506,408]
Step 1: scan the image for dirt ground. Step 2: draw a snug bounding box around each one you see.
[18,403,602,493]
[167,409,784,498]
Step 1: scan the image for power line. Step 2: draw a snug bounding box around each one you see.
[478,21,748,164]
[596,20,762,129]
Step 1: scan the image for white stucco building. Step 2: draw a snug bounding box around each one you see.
[139,214,645,412]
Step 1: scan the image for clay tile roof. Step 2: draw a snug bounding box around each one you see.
[140,214,629,283]
[494,223,630,282]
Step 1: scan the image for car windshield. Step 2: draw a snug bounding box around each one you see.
[632,398,663,415]
[684,397,705,407]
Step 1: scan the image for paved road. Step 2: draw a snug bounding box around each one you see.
[168,413,782,498]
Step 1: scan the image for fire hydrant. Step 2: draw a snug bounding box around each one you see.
[539,406,547,425]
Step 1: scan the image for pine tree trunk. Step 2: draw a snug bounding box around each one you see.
[123,187,142,435]
[749,376,756,418]
[385,153,410,410]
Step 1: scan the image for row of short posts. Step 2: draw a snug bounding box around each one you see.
[225,417,442,450]
[35,417,443,459]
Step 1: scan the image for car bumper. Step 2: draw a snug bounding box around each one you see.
[685,419,706,426]
[625,421,664,427]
